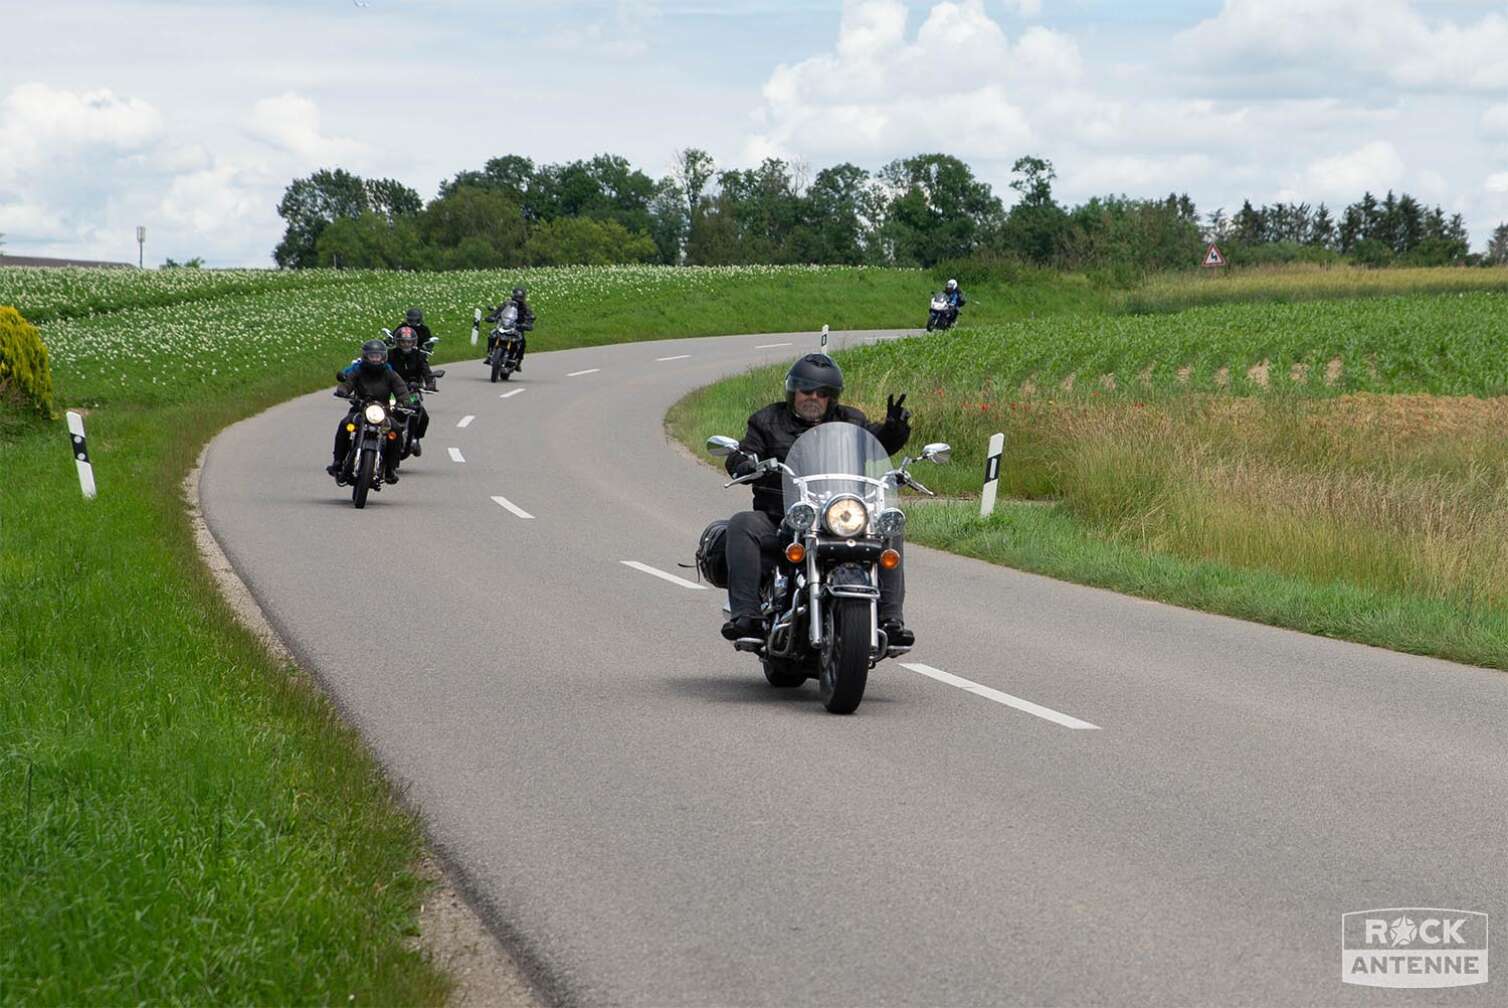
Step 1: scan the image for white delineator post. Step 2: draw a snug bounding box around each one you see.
[980,432,1004,517]
[66,411,97,499]
[471,307,481,346]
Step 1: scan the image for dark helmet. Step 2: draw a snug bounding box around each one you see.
[404,307,424,325]
[784,353,843,411]
[511,286,526,302]
[395,325,417,350]
[359,338,389,372]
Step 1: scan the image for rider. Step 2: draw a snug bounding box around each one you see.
[484,286,535,370]
[387,324,436,453]
[721,352,914,647]
[943,278,965,325]
[395,307,434,347]
[327,339,415,485]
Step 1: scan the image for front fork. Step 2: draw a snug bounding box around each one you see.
[806,544,882,654]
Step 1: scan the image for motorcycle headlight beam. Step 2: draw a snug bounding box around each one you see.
[364,403,387,424]
[822,495,869,538]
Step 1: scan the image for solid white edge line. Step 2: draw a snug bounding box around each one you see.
[490,495,535,519]
[448,447,465,463]
[656,354,692,361]
[900,663,1101,730]
[457,415,475,428]
[499,389,525,398]
[619,560,708,591]
[567,368,600,377]
[755,342,792,349]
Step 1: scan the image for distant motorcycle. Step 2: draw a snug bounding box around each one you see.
[703,424,951,714]
[926,293,958,331]
[486,303,525,382]
[333,389,412,509]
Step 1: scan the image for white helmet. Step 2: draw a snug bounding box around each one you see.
[946,278,958,291]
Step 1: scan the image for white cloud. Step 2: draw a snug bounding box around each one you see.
[0,84,163,183]
[1482,104,1508,138]
[247,93,367,164]
[1487,172,1508,194]
[1302,141,1407,199]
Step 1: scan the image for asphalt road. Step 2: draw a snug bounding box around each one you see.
[201,330,1508,1006]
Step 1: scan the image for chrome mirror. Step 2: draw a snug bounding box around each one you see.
[922,443,952,464]
[707,435,740,458]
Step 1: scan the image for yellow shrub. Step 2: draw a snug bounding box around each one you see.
[0,305,55,418]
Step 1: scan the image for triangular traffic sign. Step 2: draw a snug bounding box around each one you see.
[1202,243,1226,267]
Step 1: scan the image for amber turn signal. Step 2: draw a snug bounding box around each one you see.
[879,549,901,570]
[785,542,806,564]
[345,423,357,432]
[387,431,398,440]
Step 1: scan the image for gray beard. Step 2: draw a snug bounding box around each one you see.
[794,400,825,422]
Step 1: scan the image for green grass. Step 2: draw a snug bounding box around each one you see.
[668,282,1508,672]
[1114,263,1508,314]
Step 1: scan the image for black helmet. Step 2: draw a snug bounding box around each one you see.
[359,338,389,372]
[511,286,526,301]
[404,307,423,325]
[784,353,843,410]
[395,325,417,350]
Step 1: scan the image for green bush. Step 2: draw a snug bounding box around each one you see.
[0,305,55,419]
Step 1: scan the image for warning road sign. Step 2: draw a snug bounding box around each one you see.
[1202,243,1226,268]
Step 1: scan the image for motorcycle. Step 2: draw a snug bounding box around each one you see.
[926,293,958,331]
[486,303,524,382]
[333,389,412,509]
[378,327,444,463]
[705,424,951,714]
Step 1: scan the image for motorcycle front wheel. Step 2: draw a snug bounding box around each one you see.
[490,355,502,383]
[352,446,377,509]
[762,655,808,689]
[819,600,870,714]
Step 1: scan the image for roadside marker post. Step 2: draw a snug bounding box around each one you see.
[66,411,97,499]
[471,307,481,346]
[980,432,1004,517]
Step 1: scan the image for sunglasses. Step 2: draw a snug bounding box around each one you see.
[796,386,836,399]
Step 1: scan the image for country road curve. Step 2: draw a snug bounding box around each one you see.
[201,329,1508,1006]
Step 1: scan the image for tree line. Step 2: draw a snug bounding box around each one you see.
[273,151,1508,274]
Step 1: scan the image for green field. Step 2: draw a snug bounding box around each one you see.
[7,262,1508,1001]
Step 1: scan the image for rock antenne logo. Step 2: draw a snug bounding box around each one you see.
[1342,908,1488,989]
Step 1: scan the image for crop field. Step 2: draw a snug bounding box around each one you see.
[669,284,1508,669]
[1115,263,1508,313]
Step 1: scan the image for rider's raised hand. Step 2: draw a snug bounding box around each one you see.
[886,393,910,425]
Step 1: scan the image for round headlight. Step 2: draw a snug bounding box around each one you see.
[785,502,818,531]
[875,508,906,537]
[364,403,387,424]
[823,495,869,538]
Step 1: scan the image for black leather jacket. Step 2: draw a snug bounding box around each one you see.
[727,401,910,518]
[337,363,411,404]
[388,345,434,385]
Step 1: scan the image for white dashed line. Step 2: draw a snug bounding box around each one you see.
[457,415,475,428]
[490,495,535,519]
[656,354,691,362]
[448,448,465,463]
[899,663,1101,730]
[755,342,792,349]
[499,388,525,398]
[567,368,600,377]
[619,561,708,591]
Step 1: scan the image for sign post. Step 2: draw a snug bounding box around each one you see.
[66,411,97,499]
[1201,243,1226,269]
[136,226,145,269]
[471,307,481,346]
[980,432,1004,517]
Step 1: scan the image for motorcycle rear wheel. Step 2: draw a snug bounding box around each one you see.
[352,446,377,509]
[819,601,870,714]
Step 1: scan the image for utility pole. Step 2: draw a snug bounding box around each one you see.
[136,226,145,268]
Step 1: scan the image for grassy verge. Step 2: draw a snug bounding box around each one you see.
[668,283,1508,671]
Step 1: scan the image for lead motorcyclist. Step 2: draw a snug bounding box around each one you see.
[387,325,437,454]
[943,278,965,325]
[484,286,535,370]
[327,339,414,485]
[721,352,915,647]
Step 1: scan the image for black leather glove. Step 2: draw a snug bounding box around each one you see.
[886,393,910,426]
[731,455,758,479]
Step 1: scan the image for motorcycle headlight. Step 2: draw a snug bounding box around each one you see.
[364,403,387,424]
[823,495,869,538]
[785,502,818,532]
[875,508,906,537]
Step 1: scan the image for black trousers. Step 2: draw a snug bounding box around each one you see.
[726,510,904,623]
[332,413,401,471]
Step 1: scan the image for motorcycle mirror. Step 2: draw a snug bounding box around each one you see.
[706,435,740,457]
[922,443,952,464]
[381,328,392,338]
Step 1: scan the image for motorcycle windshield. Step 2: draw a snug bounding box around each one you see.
[782,422,894,517]
[496,304,519,328]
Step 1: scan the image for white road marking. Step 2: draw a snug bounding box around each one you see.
[755,342,792,349]
[619,561,708,591]
[490,495,534,519]
[567,368,600,377]
[457,415,475,428]
[499,388,525,399]
[656,354,691,362]
[448,448,465,463]
[900,663,1101,730]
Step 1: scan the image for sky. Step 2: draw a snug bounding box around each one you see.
[2,0,1507,266]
